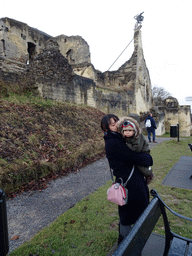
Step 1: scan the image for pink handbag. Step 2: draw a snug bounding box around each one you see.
[107,181,128,206]
[107,166,134,206]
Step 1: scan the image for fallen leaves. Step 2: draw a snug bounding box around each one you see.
[11,235,20,241]
[86,240,93,247]
[0,98,105,196]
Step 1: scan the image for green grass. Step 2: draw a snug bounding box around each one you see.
[148,138,192,238]
[9,182,119,256]
[10,137,192,255]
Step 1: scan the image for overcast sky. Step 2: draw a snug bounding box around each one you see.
[1,0,192,110]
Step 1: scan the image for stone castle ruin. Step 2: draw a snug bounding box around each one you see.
[0,17,191,136]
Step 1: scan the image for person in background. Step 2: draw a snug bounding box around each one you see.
[101,114,153,245]
[145,112,157,143]
[116,116,154,185]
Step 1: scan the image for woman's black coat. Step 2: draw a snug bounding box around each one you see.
[104,131,153,225]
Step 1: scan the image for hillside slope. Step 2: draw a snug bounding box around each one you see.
[0,94,105,194]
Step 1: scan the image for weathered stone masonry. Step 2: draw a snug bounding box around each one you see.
[0,17,190,136]
[0,17,152,118]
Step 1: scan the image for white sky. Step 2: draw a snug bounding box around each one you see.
[1,0,192,110]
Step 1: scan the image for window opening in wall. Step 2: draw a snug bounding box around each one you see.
[66,49,75,64]
[66,49,71,58]
[21,34,26,40]
[27,42,36,62]
[1,39,6,56]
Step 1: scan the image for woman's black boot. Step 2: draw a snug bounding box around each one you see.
[117,234,124,245]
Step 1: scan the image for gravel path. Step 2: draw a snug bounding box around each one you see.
[6,137,172,253]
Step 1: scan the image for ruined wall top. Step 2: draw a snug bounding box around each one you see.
[25,38,74,85]
[0,17,90,67]
[0,17,51,64]
[0,17,51,43]
[164,96,179,109]
[55,34,91,66]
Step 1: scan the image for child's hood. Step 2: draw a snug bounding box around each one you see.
[117,116,141,138]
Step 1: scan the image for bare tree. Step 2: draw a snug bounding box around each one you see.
[152,86,171,106]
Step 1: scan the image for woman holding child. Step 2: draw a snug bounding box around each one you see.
[101,114,153,244]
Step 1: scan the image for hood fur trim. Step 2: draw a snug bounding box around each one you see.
[117,116,141,138]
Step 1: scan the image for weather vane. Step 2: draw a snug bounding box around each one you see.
[134,12,144,30]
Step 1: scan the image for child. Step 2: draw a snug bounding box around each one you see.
[117,116,154,184]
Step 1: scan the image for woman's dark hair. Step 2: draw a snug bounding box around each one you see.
[101,114,119,131]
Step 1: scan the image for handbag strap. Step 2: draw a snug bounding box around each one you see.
[124,165,134,187]
[109,168,115,182]
[109,165,135,186]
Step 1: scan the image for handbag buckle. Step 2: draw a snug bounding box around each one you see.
[114,183,120,189]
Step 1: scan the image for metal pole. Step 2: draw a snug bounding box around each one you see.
[0,189,9,256]
[177,124,179,142]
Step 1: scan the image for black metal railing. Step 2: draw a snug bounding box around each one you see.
[0,189,9,256]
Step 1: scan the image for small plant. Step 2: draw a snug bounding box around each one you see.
[28,134,39,145]
[0,158,7,166]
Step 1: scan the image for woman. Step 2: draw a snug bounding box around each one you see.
[101,114,153,244]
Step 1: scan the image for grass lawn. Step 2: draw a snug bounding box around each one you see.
[9,137,192,256]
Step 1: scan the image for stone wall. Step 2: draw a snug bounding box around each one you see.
[55,35,91,66]
[0,17,90,78]
[38,75,96,107]
[0,17,153,117]
[0,17,50,64]
[26,38,133,115]
[134,30,152,114]
[178,106,191,136]
[161,97,191,137]
[95,29,152,115]
[24,39,96,107]
[155,111,165,136]
[165,107,191,137]
[0,17,191,136]
[94,87,134,117]
[27,39,73,85]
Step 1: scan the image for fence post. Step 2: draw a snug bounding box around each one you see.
[0,189,9,256]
